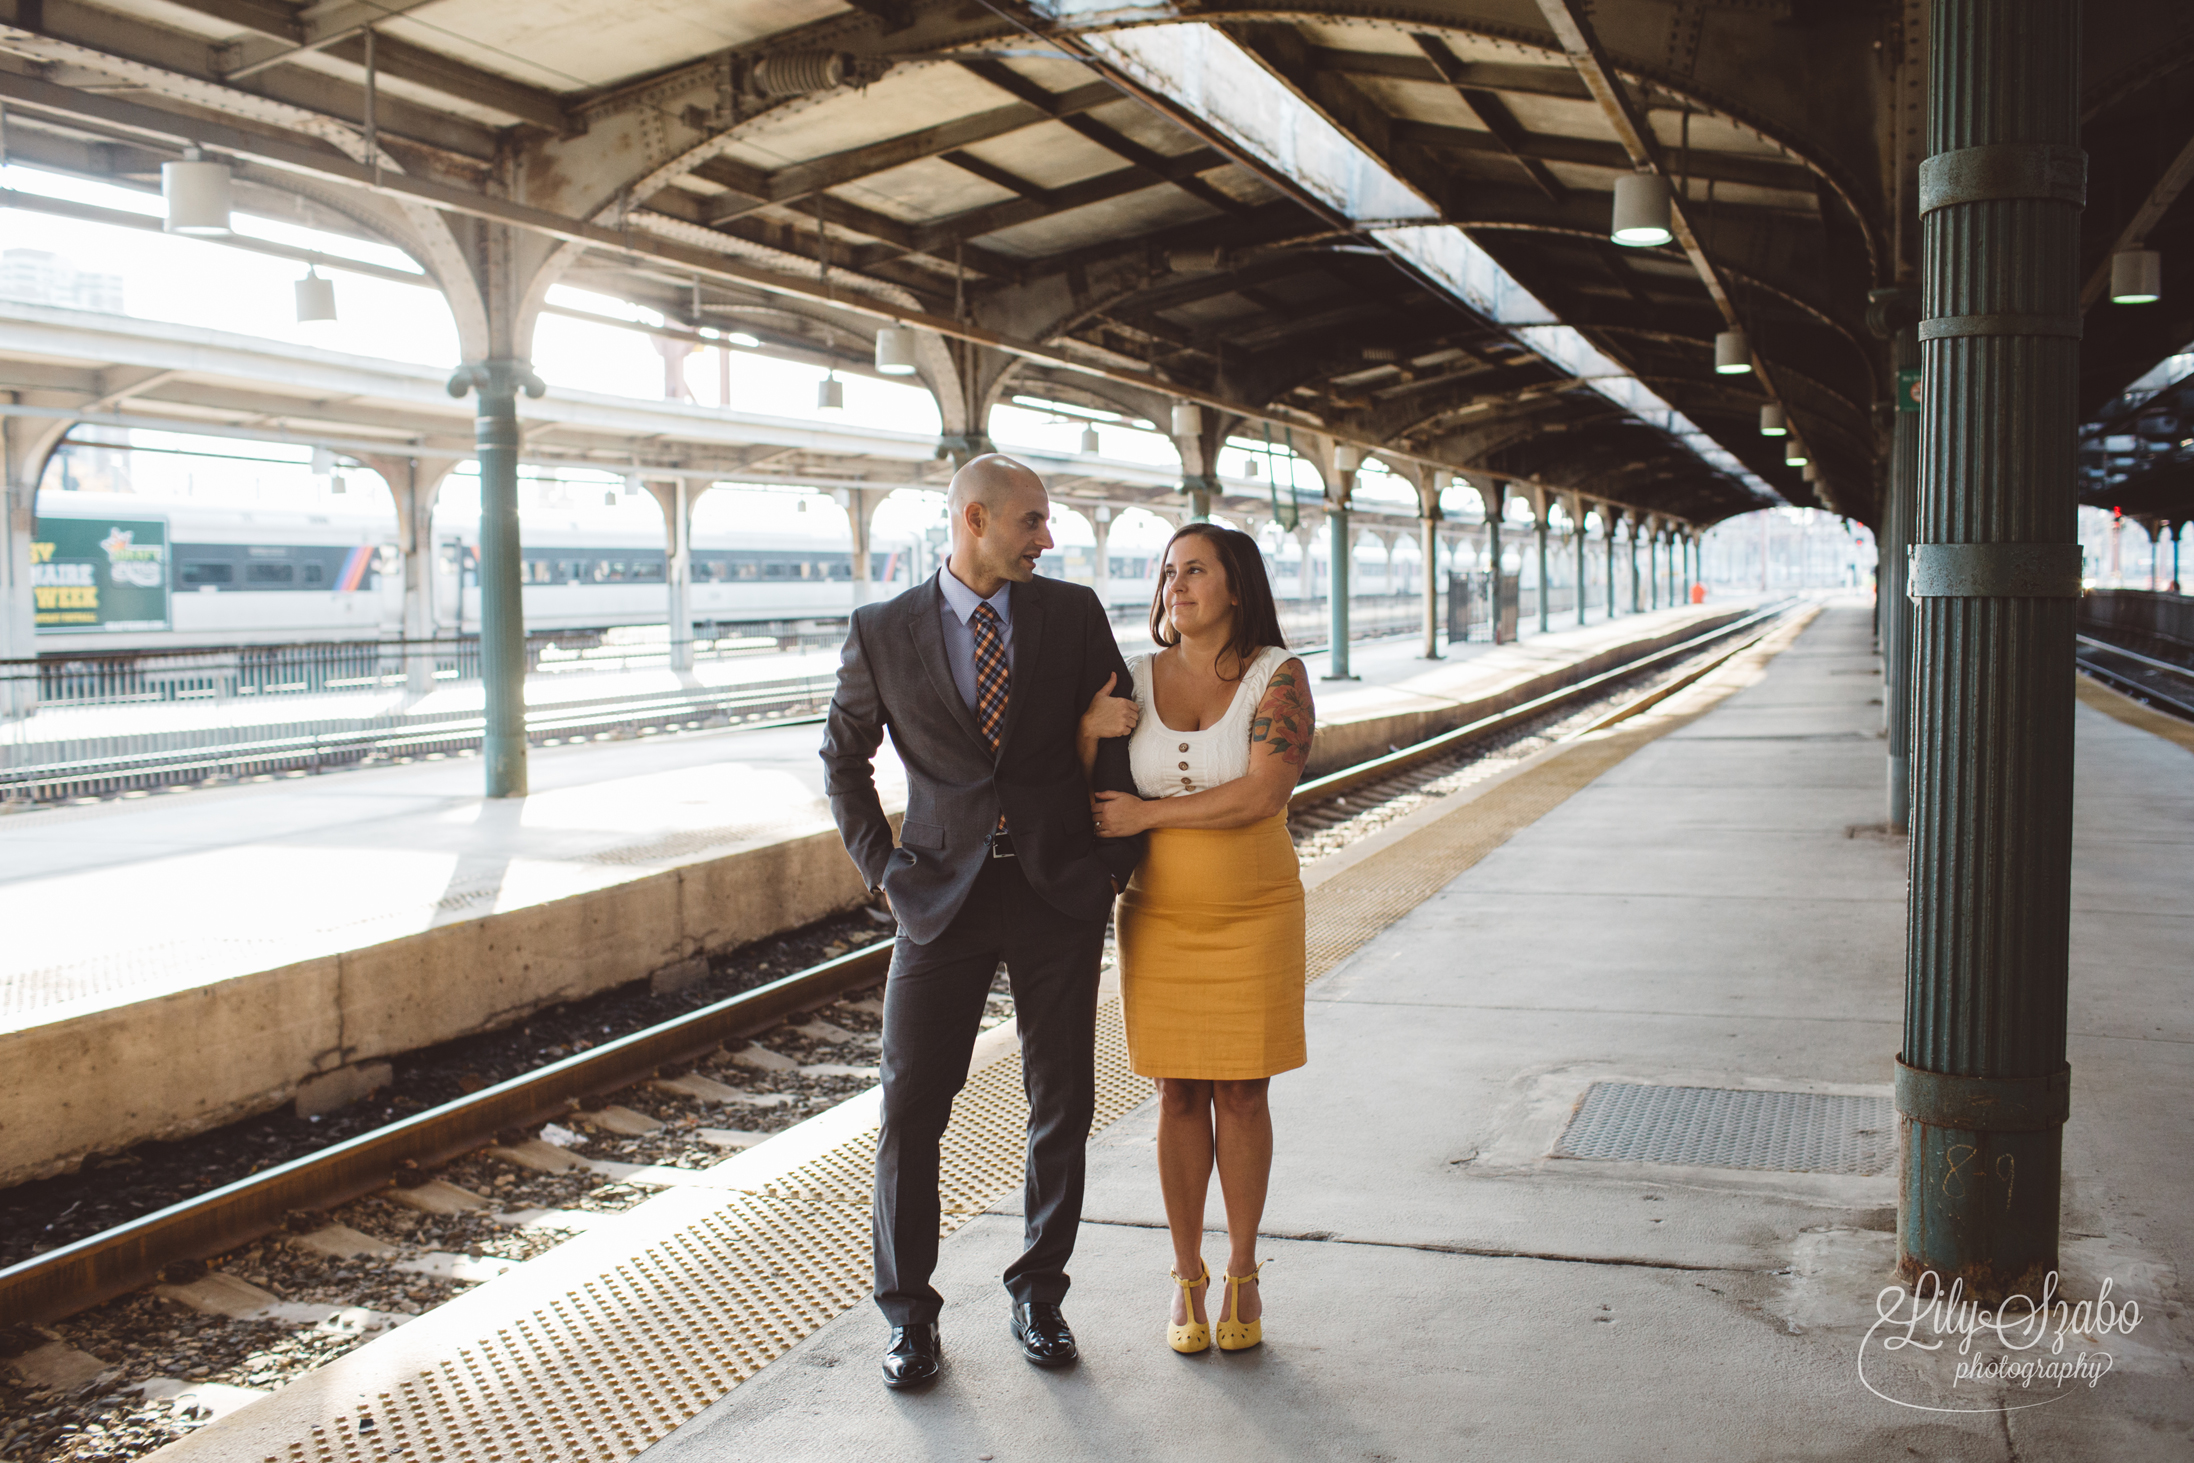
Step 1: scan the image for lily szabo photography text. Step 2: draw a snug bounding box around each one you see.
[1861,1270,2146,1411]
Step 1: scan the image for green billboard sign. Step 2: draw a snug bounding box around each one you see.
[32,514,171,632]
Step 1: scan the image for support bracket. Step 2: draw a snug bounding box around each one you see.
[1906,542,2082,598]
[1895,1057,2070,1131]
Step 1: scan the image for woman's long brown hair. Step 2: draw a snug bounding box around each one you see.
[1147,524,1287,679]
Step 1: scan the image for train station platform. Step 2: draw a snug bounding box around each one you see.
[141,601,2194,1461]
[0,600,1740,1188]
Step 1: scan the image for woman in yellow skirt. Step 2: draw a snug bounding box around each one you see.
[1083,523,1312,1355]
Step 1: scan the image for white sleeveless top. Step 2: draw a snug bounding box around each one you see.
[1126,644,1293,799]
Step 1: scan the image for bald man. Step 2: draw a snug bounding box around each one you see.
[820,453,1143,1388]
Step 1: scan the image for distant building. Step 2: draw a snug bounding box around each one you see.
[0,249,126,313]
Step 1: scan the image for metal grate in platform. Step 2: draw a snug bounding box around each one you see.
[1552,1082,1894,1176]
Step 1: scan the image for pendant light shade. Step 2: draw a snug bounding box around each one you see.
[294,265,336,324]
[1333,444,1361,474]
[1714,329,1752,375]
[1080,424,1100,454]
[817,374,844,410]
[1785,439,1808,467]
[163,147,232,236]
[1610,172,1672,248]
[622,473,642,497]
[1170,401,1201,437]
[604,489,618,506]
[2109,248,2162,304]
[1760,403,1787,436]
[874,325,917,374]
[1802,462,1819,483]
[1243,457,1260,478]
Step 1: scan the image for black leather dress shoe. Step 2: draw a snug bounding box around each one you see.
[881,1323,941,1389]
[1010,1302,1079,1367]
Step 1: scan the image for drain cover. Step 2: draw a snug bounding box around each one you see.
[1552,1082,1894,1175]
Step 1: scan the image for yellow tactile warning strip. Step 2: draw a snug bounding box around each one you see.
[2076,672,2194,754]
[178,607,1820,1463]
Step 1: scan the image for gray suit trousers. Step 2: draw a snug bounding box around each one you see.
[872,857,1105,1326]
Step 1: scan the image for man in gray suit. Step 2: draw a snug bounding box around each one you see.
[820,454,1142,1389]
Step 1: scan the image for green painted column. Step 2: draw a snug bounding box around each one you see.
[1326,504,1356,679]
[1534,515,1551,634]
[1576,509,1590,626]
[1869,293,1921,833]
[1485,486,1505,643]
[447,360,545,799]
[1899,0,2083,1303]
[1184,480,1213,524]
[1606,511,1620,617]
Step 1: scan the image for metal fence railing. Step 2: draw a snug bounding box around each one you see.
[0,590,1527,804]
[0,672,838,805]
[1,620,852,713]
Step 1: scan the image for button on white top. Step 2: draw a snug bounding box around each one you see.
[1126,645,1291,800]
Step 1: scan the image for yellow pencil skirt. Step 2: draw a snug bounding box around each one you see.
[1117,812,1307,1081]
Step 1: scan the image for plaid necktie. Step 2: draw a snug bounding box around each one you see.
[970,602,1009,832]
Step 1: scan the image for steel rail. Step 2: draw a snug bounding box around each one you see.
[0,603,1786,1323]
[2075,637,2194,720]
[1289,601,1794,809]
[0,944,894,1326]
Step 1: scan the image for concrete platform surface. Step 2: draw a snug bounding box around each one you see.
[646,603,2194,1462]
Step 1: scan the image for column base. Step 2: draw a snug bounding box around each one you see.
[1894,1057,2067,1305]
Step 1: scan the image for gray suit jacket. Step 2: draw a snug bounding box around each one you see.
[820,573,1144,945]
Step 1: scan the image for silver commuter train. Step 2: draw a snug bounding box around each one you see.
[30,493,1165,653]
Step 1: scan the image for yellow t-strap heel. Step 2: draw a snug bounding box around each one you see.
[1216,1261,1266,1351]
[1168,1263,1211,1354]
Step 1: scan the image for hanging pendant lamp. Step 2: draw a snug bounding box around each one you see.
[1760,403,1786,437]
[163,147,232,235]
[1610,172,1672,247]
[1080,424,1100,454]
[1714,328,1752,375]
[294,265,336,323]
[2109,249,2162,305]
[873,325,917,374]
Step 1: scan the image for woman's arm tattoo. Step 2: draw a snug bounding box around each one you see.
[1249,663,1315,767]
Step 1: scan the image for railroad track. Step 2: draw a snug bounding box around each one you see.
[0,675,841,805]
[2076,634,2194,720]
[0,601,1795,1457]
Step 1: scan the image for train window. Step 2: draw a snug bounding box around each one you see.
[180,562,233,585]
[303,563,324,584]
[247,562,295,584]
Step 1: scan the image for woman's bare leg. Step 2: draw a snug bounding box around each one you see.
[1155,1077,1214,1324]
[1212,1078,1272,1323]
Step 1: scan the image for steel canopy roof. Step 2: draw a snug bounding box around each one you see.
[1,0,2191,528]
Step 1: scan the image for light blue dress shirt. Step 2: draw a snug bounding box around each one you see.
[936,563,1015,714]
